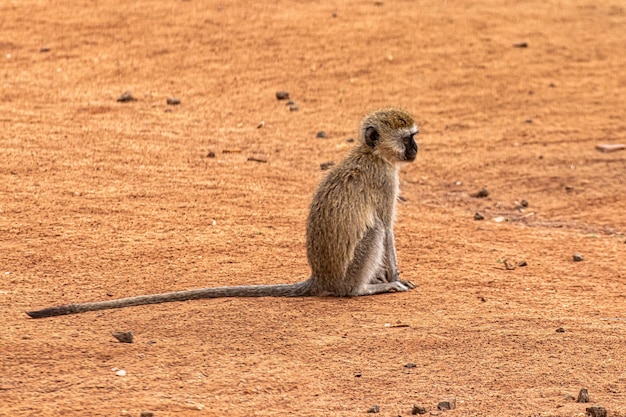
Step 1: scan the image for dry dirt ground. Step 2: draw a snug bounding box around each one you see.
[1,0,625,416]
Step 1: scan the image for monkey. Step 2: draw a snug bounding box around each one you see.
[26,108,419,318]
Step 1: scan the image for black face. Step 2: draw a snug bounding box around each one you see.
[403,132,418,161]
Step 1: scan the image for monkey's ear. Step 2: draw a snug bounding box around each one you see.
[364,126,379,148]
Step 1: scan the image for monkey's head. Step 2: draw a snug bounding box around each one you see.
[359,108,419,163]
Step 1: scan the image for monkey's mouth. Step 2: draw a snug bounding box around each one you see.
[404,146,418,161]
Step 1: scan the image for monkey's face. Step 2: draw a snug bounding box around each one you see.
[361,108,419,163]
[401,125,419,162]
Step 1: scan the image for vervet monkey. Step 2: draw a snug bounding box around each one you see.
[27,108,419,318]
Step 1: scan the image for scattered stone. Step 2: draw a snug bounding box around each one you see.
[517,260,528,267]
[573,253,584,262]
[412,405,428,415]
[513,42,528,48]
[355,373,362,377]
[524,119,533,123]
[471,188,489,198]
[222,148,242,153]
[564,393,576,401]
[112,331,134,343]
[520,199,529,207]
[585,406,607,417]
[556,327,565,333]
[478,295,486,302]
[115,369,127,377]
[275,91,290,100]
[257,121,265,129]
[398,195,408,202]
[207,151,216,158]
[549,82,556,88]
[166,97,181,105]
[595,143,625,153]
[164,108,172,113]
[247,157,267,163]
[437,398,456,411]
[347,137,355,143]
[504,259,516,270]
[404,363,417,369]
[40,47,51,53]
[332,12,337,18]
[289,105,299,112]
[564,185,574,192]
[117,90,137,102]
[140,411,155,417]
[286,100,295,106]
[577,388,590,403]
[316,131,327,138]
[474,212,485,221]
[320,161,335,171]
[367,405,380,413]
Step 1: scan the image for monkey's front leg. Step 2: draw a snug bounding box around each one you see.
[371,228,399,284]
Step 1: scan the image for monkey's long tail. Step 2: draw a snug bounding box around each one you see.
[26,280,312,319]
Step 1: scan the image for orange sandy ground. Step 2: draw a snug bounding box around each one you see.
[1,0,625,416]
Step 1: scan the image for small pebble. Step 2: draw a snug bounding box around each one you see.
[404,363,417,369]
[286,100,295,106]
[166,97,181,105]
[289,105,299,112]
[564,393,576,402]
[513,42,528,48]
[586,406,607,417]
[115,369,127,377]
[521,199,529,207]
[412,405,428,415]
[207,151,216,158]
[517,261,528,267]
[474,212,484,221]
[40,47,51,53]
[320,161,335,171]
[577,388,590,403]
[275,91,290,100]
[573,253,584,262]
[316,131,327,138]
[116,90,137,102]
[140,411,155,417]
[524,119,533,123]
[472,188,489,198]
[556,327,565,333]
[347,137,355,143]
[367,405,380,413]
[437,398,456,411]
[112,331,134,343]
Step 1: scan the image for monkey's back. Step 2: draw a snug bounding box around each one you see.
[305,146,398,293]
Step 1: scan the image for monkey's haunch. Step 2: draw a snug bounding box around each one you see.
[27,282,310,319]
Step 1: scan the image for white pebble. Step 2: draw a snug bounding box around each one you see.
[115,369,127,377]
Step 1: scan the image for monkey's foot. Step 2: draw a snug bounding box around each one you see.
[360,280,414,296]
[400,280,416,290]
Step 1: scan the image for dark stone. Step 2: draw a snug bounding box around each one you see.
[412,405,427,415]
[437,398,456,410]
[112,331,134,343]
[586,406,607,417]
[573,253,584,262]
[577,388,590,403]
[367,405,380,413]
[166,97,181,105]
[275,91,290,100]
[116,90,137,102]
[474,212,485,221]
[471,188,489,198]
